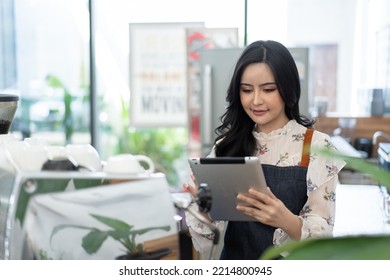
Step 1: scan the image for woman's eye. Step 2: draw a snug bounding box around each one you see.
[241,88,252,93]
[264,88,276,93]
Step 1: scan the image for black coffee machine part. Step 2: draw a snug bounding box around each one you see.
[41,157,79,171]
[353,138,373,158]
[196,183,212,213]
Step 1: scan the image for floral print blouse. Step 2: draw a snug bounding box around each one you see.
[185,120,346,253]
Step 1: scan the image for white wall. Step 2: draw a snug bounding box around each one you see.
[286,0,358,113]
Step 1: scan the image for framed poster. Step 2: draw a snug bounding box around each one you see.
[129,22,204,127]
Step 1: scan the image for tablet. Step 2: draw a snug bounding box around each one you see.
[188,157,268,221]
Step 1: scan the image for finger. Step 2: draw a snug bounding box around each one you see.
[245,189,275,207]
[190,173,199,187]
[237,193,264,209]
[183,183,190,192]
[183,183,197,196]
[236,204,262,221]
[248,188,271,201]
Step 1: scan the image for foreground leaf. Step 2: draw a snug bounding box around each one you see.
[261,235,390,260]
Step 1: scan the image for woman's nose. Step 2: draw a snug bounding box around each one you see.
[252,91,263,105]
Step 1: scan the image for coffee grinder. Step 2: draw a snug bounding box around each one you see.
[0,94,19,134]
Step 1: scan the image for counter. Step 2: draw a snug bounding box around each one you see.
[334,184,390,237]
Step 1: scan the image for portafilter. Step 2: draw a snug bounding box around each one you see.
[0,94,19,134]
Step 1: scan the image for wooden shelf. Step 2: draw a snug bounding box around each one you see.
[314,115,390,141]
[314,115,390,158]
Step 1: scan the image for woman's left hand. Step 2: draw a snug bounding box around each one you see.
[236,187,296,230]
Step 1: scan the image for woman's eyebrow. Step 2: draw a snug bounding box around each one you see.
[259,82,276,86]
[240,83,253,86]
[240,82,276,87]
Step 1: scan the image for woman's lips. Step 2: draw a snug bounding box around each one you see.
[252,109,268,116]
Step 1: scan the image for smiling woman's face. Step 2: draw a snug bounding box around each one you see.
[240,62,289,133]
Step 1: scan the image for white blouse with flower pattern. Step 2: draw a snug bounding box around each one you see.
[185,120,346,253]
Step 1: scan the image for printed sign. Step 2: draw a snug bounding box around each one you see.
[129,22,203,127]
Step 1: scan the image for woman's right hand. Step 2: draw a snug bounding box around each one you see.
[183,173,199,197]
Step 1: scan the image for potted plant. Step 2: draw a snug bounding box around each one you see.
[260,149,390,260]
[50,213,172,260]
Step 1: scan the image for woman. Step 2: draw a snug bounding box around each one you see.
[184,40,345,260]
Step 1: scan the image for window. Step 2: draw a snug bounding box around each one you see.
[2,0,388,188]
[3,0,91,143]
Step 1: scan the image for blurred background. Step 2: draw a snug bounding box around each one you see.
[1,0,389,188]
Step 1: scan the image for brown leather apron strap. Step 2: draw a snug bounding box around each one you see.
[300,128,314,167]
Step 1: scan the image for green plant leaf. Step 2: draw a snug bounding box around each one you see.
[51,213,172,255]
[107,229,132,241]
[17,179,70,225]
[260,238,318,260]
[46,75,64,88]
[261,235,390,260]
[90,214,132,232]
[50,224,94,246]
[81,230,109,254]
[73,179,103,189]
[131,225,171,236]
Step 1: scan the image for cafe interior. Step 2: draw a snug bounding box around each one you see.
[1,0,390,260]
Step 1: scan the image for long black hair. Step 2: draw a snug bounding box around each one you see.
[214,40,314,157]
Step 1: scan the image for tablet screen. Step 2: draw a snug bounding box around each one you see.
[188,157,267,221]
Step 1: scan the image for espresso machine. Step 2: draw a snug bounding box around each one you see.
[0,94,179,260]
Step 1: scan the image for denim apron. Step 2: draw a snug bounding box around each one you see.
[219,129,314,260]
